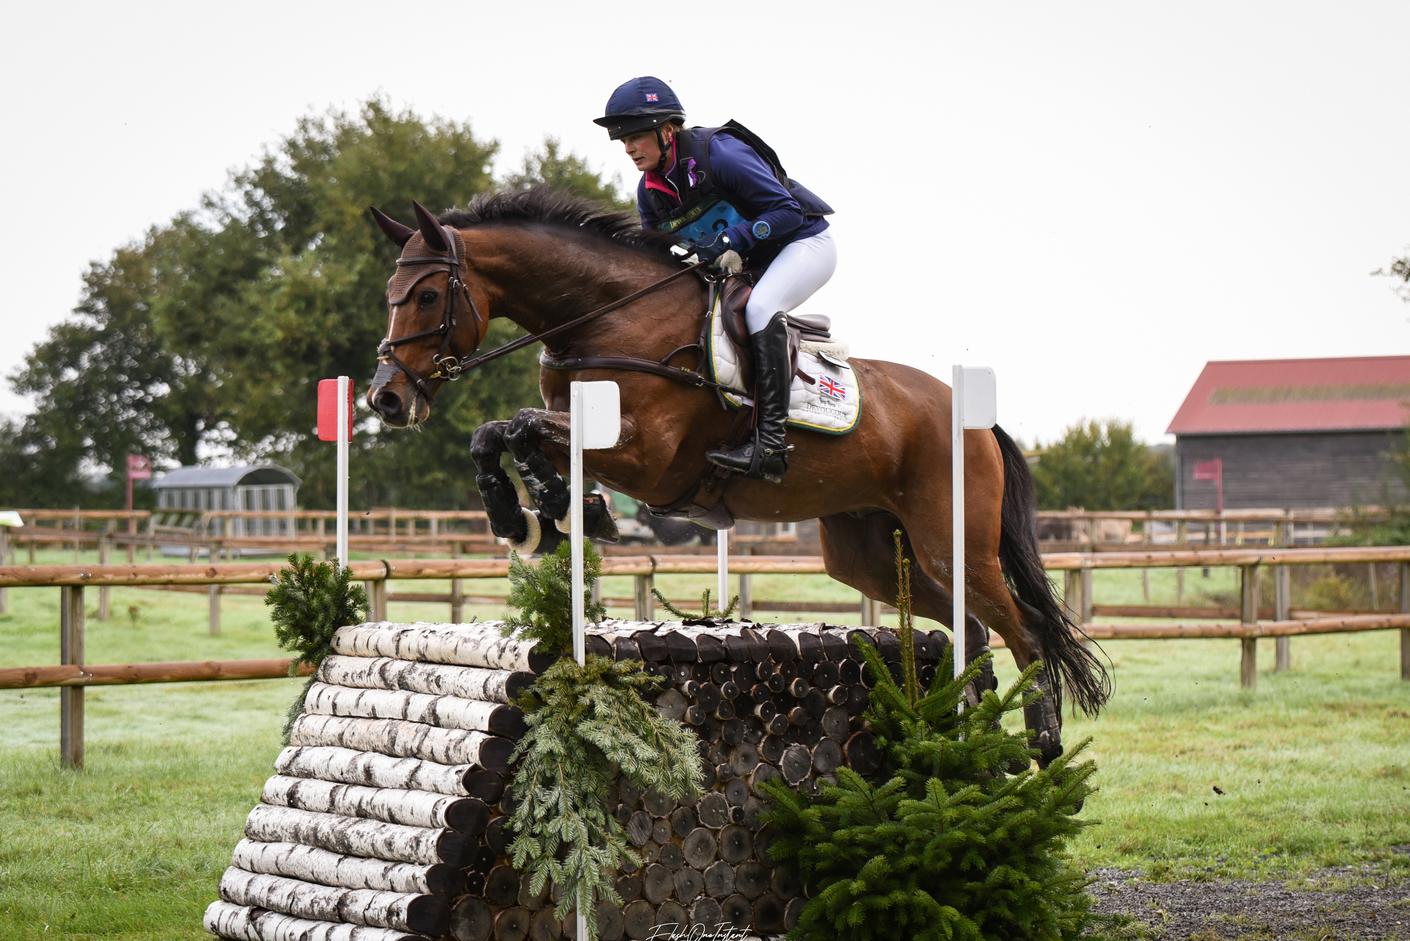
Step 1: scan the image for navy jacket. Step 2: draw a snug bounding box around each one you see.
[637,127,830,266]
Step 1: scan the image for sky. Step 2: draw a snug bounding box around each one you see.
[2,0,1407,447]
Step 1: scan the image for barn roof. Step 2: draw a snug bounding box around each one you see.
[1167,356,1410,435]
[151,464,300,489]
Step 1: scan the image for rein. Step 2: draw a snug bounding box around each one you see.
[375,230,713,398]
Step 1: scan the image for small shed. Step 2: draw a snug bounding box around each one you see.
[151,464,301,536]
[1167,356,1410,509]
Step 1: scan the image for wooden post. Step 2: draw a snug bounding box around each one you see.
[0,527,9,615]
[1240,564,1259,689]
[1175,522,1187,603]
[145,516,154,562]
[1399,562,1409,683]
[1080,567,1094,625]
[1369,563,1380,610]
[738,573,753,621]
[450,545,465,623]
[367,578,388,621]
[97,534,111,621]
[72,506,81,562]
[61,585,85,770]
[1274,565,1291,672]
[1063,570,1083,625]
[634,574,655,620]
[209,583,222,636]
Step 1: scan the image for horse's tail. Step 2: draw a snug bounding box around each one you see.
[991,424,1112,717]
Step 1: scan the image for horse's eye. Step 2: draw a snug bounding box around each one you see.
[418,289,438,306]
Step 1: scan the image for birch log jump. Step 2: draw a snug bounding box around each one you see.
[206,619,939,941]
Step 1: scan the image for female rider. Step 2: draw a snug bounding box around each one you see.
[594,76,836,483]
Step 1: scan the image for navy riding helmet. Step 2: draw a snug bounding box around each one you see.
[593,76,685,140]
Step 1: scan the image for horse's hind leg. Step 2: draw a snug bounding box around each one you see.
[817,510,996,700]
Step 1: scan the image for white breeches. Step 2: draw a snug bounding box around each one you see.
[744,229,837,334]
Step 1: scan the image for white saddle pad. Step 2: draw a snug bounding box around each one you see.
[707,299,862,435]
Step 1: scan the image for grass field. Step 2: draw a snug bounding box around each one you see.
[1,550,1407,939]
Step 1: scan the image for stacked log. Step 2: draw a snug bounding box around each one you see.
[205,619,946,941]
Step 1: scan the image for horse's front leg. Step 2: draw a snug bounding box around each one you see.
[470,419,536,550]
[505,408,626,543]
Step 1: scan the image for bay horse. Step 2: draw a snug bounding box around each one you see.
[364,189,1109,763]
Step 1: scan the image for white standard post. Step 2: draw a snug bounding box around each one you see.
[570,381,587,668]
[336,375,350,567]
[567,379,621,941]
[717,528,730,614]
[951,366,967,690]
[951,365,997,713]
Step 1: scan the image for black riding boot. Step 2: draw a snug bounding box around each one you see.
[707,312,792,482]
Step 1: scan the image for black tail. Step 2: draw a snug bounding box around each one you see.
[991,425,1112,717]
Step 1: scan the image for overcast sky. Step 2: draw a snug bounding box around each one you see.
[3,1,1407,447]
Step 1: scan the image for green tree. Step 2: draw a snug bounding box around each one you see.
[4,99,628,509]
[1031,419,1174,510]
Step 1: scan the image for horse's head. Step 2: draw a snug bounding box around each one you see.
[366,202,488,427]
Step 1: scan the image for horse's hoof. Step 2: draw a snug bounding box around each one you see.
[500,508,541,554]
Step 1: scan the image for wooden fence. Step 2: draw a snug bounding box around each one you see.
[3,545,1409,769]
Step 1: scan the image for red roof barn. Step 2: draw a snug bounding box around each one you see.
[1168,356,1410,509]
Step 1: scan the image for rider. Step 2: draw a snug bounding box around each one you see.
[594,76,836,482]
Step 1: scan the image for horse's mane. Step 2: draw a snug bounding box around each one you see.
[439,187,674,257]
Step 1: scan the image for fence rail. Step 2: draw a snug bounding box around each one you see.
[4,546,1408,769]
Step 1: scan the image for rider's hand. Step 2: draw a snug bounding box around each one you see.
[674,234,744,276]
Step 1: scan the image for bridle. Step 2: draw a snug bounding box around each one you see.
[374,226,709,404]
[373,224,486,404]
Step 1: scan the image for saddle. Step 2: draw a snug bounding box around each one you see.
[719,278,832,388]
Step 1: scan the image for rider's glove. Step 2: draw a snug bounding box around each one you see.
[673,234,744,276]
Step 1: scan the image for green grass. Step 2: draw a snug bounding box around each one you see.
[1,549,1407,939]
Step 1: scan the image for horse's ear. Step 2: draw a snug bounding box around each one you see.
[412,201,450,253]
[369,206,414,247]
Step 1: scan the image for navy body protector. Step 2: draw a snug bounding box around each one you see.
[644,120,834,246]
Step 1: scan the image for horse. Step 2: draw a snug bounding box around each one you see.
[364,189,1109,764]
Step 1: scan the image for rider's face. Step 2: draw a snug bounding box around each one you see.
[622,127,667,172]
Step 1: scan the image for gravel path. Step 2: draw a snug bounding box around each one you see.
[1088,864,1410,940]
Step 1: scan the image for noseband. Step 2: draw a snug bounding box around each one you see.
[374,224,487,403]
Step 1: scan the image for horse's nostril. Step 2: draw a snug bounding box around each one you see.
[373,388,403,417]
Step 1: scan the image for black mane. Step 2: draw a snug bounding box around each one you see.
[439,187,673,255]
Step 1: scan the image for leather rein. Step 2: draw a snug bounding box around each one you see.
[375,226,735,401]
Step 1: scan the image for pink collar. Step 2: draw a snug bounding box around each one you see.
[642,138,680,202]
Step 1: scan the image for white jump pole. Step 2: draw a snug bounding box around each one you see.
[951,365,997,713]
[335,375,350,567]
[567,379,621,941]
[717,528,730,614]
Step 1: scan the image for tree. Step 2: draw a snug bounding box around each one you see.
[1030,419,1173,510]
[4,100,629,508]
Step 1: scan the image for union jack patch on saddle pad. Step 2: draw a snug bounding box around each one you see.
[819,376,846,400]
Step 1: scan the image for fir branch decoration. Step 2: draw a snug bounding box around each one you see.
[759,637,1098,941]
[507,655,704,940]
[649,587,739,622]
[892,529,920,706]
[265,554,368,743]
[501,540,607,656]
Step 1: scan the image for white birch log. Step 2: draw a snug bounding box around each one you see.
[287,715,512,771]
[317,656,529,703]
[244,805,462,866]
[230,839,455,896]
[260,775,488,833]
[302,683,523,737]
[332,622,553,673]
[218,867,447,935]
[275,746,473,798]
[203,900,427,941]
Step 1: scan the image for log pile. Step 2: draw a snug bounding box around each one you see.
[204,619,947,941]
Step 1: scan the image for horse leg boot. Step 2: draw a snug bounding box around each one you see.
[504,409,619,543]
[706,312,792,482]
[470,421,532,549]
